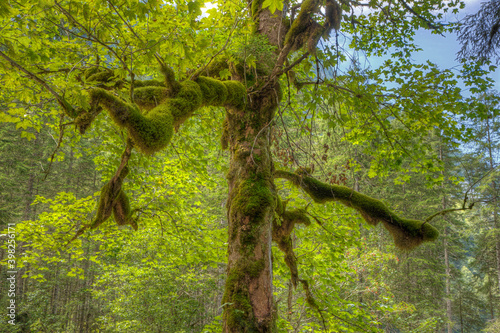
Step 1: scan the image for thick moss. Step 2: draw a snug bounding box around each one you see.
[127,103,174,154]
[275,170,439,250]
[91,166,137,230]
[168,80,203,125]
[83,67,123,89]
[112,190,131,225]
[231,176,274,219]
[133,79,165,87]
[196,76,228,106]
[91,182,112,229]
[223,81,247,109]
[90,88,174,154]
[74,109,98,134]
[159,64,181,93]
[282,208,311,227]
[284,0,320,47]
[133,86,169,111]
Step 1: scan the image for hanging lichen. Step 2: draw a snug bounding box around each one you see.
[274,169,439,250]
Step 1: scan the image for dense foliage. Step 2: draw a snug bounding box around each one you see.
[0,0,499,332]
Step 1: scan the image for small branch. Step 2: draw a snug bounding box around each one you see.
[43,114,67,180]
[398,0,442,32]
[424,205,474,223]
[190,16,240,80]
[0,50,77,117]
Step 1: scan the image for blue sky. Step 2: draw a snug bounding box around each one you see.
[407,0,500,90]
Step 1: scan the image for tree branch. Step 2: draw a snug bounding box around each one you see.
[275,169,439,250]
[0,50,77,117]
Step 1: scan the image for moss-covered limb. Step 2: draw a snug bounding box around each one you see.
[283,0,321,48]
[74,102,102,134]
[275,170,439,250]
[91,164,130,229]
[133,86,170,111]
[89,75,246,154]
[81,67,125,90]
[158,63,181,93]
[66,143,135,246]
[272,208,311,287]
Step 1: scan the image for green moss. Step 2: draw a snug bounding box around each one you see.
[196,76,228,106]
[159,64,181,93]
[91,182,111,229]
[248,259,265,278]
[282,208,311,227]
[112,190,130,224]
[133,79,165,87]
[222,261,262,332]
[275,170,439,250]
[168,80,203,125]
[284,0,320,47]
[90,88,174,154]
[89,68,246,155]
[127,103,174,154]
[74,110,97,134]
[133,86,169,111]
[232,176,274,218]
[223,81,247,109]
[83,67,123,89]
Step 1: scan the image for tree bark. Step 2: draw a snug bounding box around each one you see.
[222,84,279,332]
[440,146,453,333]
[485,116,500,304]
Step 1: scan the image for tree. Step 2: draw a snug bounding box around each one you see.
[0,0,476,331]
[458,0,500,63]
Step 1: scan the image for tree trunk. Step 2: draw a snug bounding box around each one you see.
[222,84,279,332]
[440,146,453,333]
[485,116,500,304]
[444,225,452,333]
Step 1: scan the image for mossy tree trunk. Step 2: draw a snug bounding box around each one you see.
[223,84,280,332]
[220,2,287,330]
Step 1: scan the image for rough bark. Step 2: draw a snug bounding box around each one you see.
[485,116,500,309]
[440,146,453,333]
[223,84,280,332]
[220,3,290,331]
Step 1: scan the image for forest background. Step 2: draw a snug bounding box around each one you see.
[0,0,499,332]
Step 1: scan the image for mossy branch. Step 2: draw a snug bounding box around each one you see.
[272,207,310,287]
[86,66,246,154]
[66,141,135,246]
[274,170,439,250]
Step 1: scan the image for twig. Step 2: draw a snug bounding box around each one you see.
[0,50,76,117]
